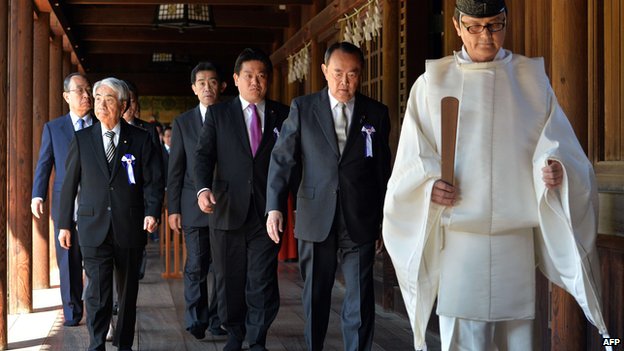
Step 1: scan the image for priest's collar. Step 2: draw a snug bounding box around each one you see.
[457,46,507,63]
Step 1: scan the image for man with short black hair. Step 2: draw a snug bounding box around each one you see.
[195,49,289,351]
[266,42,392,351]
[167,61,228,340]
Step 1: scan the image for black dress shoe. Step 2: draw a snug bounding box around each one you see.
[209,326,228,336]
[63,319,80,327]
[223,335,243,351]
[188,323,206,340]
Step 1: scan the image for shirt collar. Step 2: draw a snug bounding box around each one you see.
[102,122,121,137]
[198,103,208,121]
[327,90,355,111]
[239,96,265,114]
[458,46,507,63]
[70,110,92,126]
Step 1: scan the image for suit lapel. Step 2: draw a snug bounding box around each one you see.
[342,94,366,157]
[111,121,132,181]
[61,114,75,144]
[255,100,277,157]
[313,89,340,157]
[90,123,110,177]
[231,97,253,156]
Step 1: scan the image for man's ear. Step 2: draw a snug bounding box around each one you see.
[452,17,461,37]
[219,81,227,93]
[63,92,70,104]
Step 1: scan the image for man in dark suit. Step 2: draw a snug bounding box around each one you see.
[266,42,392,351]
[167,62,228,339]
[58,77,164,351]
[31,72,93,327]
[194,49,289,351]
[162,126,171,185]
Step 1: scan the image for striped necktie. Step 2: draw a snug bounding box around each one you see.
[105,130,116,167]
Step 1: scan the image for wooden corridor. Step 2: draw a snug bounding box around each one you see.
[7,243,441,351]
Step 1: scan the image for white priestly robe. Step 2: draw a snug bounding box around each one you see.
[382,49,609,350]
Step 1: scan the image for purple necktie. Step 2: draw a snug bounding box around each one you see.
[249,103,262,156]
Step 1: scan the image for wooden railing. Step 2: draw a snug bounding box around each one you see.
[160,208,185,279]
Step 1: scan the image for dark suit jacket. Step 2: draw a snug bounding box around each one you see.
[267,88,391,244]
[167,106,209,227]
[32,113,88,221]
[59,120,164,248]
[194,97,289,231]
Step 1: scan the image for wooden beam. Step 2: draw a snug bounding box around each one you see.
[76,26,277,44]
[8,0,34,314]
[33,11,51,290]
[0,0,8,346]
[82,41,271,55]
[34,0,52,13]
[72,6,290,29]
[270,0,369,64]
[64,0,311,4]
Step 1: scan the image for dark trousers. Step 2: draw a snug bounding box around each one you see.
[211,209,281,347]
[298,205,376,351]
[81,230,142,351]
[183,225,221,330]
[53,221,84,323]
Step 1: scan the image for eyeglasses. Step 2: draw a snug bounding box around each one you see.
[67,87,92,95]
[460,18,506,34]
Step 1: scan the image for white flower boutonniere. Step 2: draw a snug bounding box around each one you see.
[121,154,136,184]
[273,127,280,140]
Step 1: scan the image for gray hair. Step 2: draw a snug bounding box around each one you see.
[93,77,129,104]
[63,72,88,92]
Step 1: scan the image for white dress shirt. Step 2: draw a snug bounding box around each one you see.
[327,91,355,132]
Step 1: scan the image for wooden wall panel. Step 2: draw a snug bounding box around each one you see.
[0,0,8,347]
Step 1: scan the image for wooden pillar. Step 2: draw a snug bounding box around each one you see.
[443,0,462,56]
[8,0,34,314]
[62,50,71,115]
[49,35,63,119]
[550,0,589,350]
[286,7,301,102]
[32,12,50,290]
[310,40,324,92]
[379,0,400,311]
[271,41,282,102]
[48,34,63,285]
[0,0,9,347]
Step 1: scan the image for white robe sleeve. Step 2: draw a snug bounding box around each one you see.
[383,76,445,350]
[532,89,610,343]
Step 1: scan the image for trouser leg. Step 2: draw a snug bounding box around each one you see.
[244,222,280,346]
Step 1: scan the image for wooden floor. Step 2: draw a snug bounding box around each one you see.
[9,243,441,351]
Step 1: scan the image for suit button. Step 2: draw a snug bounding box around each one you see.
[109,186,114,190]
[107,206,111,211]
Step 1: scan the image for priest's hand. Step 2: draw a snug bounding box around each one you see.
[542,160,563,189]
[266,210,283,244]
[58,229,72,249]
[431,180,457,206]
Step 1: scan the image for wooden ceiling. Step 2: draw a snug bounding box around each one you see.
[45,0,314,96]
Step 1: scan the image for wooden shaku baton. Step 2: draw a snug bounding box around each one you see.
[441,96,459,186]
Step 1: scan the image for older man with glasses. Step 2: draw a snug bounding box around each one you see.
[32,72,93,328]
[383,0,610,350]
